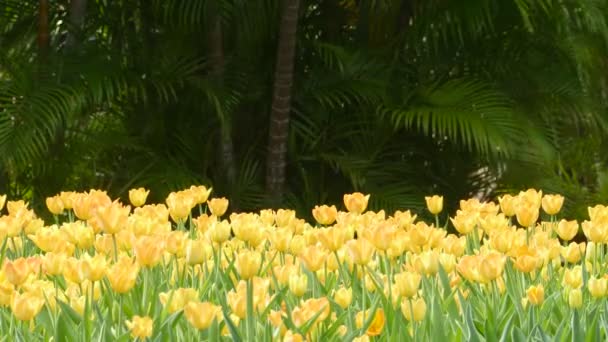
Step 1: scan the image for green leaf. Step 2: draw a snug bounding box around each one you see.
[511,327,527,342]
[499,313,515,342]
[55,312,78,342]
[221,309,242,342]
[463,304,483,342]
[571,310,584,342]
[57,299,83,325]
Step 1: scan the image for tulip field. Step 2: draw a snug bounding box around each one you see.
[0,187,607,341]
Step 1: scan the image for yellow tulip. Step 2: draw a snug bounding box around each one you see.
[355,309,385,337]
[316,226,347,252]
[413,250,440,276]
[479,252,505,283]
[588,277,608,298]
[497,194,516,217]
[513,253,539,273]
[298,245,327,272]
[184,302,221,330]
[394,271,421,298]
[3,258,31,286]
[166,192,194,223]
[107,256,139,294]
[159,288,199,314]
[288,273,307,297]
[134,235,165,267]
[401,297,426,322]
[186,185,212,204]
[125,315,153,339]
[10,291,44,321]
[343,192,370,214]
[450,211,477,235]
[582,220,608,243]
[556,219,579,241]
[526,284,544,306]
[284,330,304,342]
[312,205,338,225]
[425,195,443,215]
[209,220,232,244]
[568,288,583,309]
[208,197,229,217]
[541,194,564,215]
[227,290,247,319]
[346,238,375,266]
[185,239,210,265]
[333,287,352,309]
[236,250,261,280]
[274,209,296,228]
[128,188,150,208]
[561,242,585,264]
[80,253,108,282]
[515,204,539,228]
[46,195,64,215]
[269,227,293,253]
[95,201,130,235]
[0,281,14,307]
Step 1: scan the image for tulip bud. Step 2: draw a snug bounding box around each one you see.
[588,277,608,298]
[568,288,583,309]
[541,194,564,215]
[425,195,443,215]
[401,298,426,322]
[208,198,229,217]
[333,287,352,309]
[288,273,308,297]
[128,188,150,208]
[184,302,221,330]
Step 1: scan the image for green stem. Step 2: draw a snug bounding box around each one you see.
[117,294,124,336]
[111,234,118,262]
[246,279,255,340]
[409,299,416,340]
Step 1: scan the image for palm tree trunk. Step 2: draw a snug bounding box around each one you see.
[265,0,301,206]
[209,17,237,190]
[66,0,88,49]
[37,0,50,58]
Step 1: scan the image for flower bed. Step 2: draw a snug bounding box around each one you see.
[0,187,604,340]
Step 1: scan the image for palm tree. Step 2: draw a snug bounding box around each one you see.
[266,0,302,206]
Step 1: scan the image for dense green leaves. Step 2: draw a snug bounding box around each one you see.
[0,0,607,217]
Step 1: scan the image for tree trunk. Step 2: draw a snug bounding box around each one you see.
[209,15,238,196]
[265,0,301,206]
[37,0,50,58]
[66,0,88,49]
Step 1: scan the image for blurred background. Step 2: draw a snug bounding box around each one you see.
[1,0,608,221]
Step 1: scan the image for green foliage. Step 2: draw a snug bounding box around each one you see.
[0,0,607,218]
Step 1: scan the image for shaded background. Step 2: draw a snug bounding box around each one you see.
[1,0,608,221]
